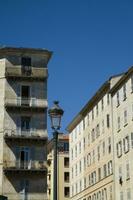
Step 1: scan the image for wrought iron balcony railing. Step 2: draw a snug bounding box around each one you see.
[4,129,47,141]
[5,65,48,80]
[5,97,47,109]
[3,160,47,171]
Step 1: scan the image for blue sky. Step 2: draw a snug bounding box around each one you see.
[0,0,133,135]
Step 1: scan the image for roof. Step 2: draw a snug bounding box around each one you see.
[110,66,133,95]
[66,72,124,132]
[0,46,53,56]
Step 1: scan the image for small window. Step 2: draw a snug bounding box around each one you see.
[117,116,121,131]
[107,114,110,128]
[64,187,70,197]
[131,133,133,148]
[123,84,127,100]
[101,98,104,110]
[116,91,120,106]
[64,157,69,167]
[123,136,130,153]
[131,75,133,92]
[126,161,130,180]
[124,110,128,125]
[64,172,69,182]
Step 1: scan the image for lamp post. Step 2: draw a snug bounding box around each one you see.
[48,101,64,200]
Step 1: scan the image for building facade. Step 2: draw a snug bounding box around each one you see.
[47,134,70,200]
[111,67,133,200]
[0,46,52,200]
[67,67,133,200]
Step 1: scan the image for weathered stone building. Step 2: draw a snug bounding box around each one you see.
[0,46,52,200]
[47,134,70,200]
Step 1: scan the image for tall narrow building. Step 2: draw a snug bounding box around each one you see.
[47,133,70,200]
[0,46,52,200]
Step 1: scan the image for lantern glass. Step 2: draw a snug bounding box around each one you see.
[48,101,64,130]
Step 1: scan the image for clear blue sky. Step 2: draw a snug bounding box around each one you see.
[0,0,133,135]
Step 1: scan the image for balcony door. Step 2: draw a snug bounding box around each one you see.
[20,179,29,200]
[21,85,30,106]
[21,117,31,136]
[20,147,30,169]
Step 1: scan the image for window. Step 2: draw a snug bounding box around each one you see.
[106,114,110,128]
[124,110,128,125]
[64,157,69,167]
[87,113,90,126]
[102,141,105,156]
[83,118,85,130]
[88,133,90,146]
[131,75,133,92]
[88,153,91,166]
[71,149,73,160]
[64,172,69,182]
[101,98,104,110]
[103,164,107,177]
[83,137,86,150]
[116,91,120,106]
[93,150,95,163]
[20,179,29,199]
[84,177,86,189]
[109,186,112,200]
[127,188,131,200]
[96,104,98,116]
[64,187,70,197]
[116,141,122,157]
[21,85,30,98]
[92,109,94,120]
[96,124,100,138]
[119,166,123,185]
[79,160,82,172]
[75,183,78,194]
[91,129,95,142]
[79,141,81,153]
[108,137,111,154]
[89,174,91,186]
[102,120,104,134]
[84,157,86,170]
[64,142,69,152]
[123,136,129,153]
[21,116,31,133]
[126,161,130,180]
[123,84,127,100]
[108,160,113,175]
[120,192,123,200]
[75,145,77,157]
[21,57,31,66]
[97,145,100,161]
[71,167,73,179]
[107,93,110,105]
[131,132,133,148]
[75,164,77,176]
[80,180,82,192]
[117,116,121,131]
[98,168,101,181]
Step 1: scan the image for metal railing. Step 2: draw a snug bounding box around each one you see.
[3,160,47,170]
[5,97,48,108]
[5,65,48,79]
[4,129,47,139]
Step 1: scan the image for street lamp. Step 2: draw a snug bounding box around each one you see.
[48,101,64,200]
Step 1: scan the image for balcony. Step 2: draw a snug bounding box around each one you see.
[5,97,47,111]
[3,160,47,174]
[4,129,47,142]
[5,65,48,80]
